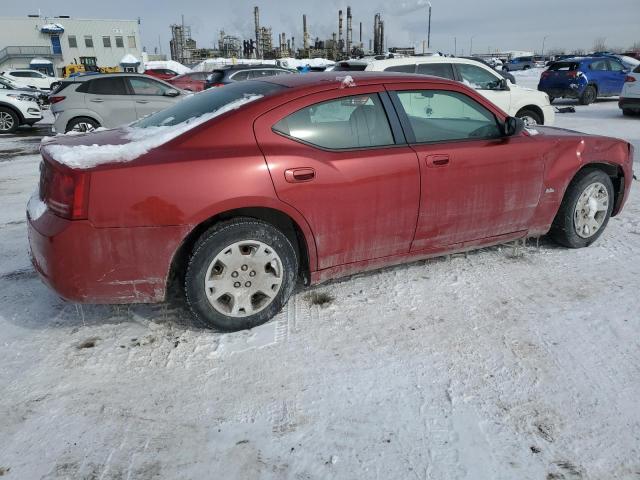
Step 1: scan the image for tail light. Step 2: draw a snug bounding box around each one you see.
[541,71,550,79]
[39,160,90,219]
[49,95,66,104]
[566,71,578,78]
[625,75,636,82]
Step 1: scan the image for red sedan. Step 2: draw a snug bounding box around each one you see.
[28,73,634,331]
[143,68,180,81]
[166,72,209,92]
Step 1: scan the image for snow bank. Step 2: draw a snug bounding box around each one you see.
[277,57,335,69]
[42,95,263,169]
[27,192,47,220]
[144,60,191,74]
[30,58,53,65]
[120,54,140,64]
[191,58,277,72]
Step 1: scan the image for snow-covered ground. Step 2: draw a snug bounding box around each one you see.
[1,76,639,480]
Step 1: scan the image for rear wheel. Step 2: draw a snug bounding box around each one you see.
[185,218,299,331]
[550,169,614,248]
[65,116,100,133]
[516,108,543,126]
[0,107,19,134]
[579,85,597,105]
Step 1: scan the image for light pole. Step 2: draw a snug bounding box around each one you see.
[541,35,549,62]
[454,36,457,56]
[427,2,432,50]
[470,35,476,56]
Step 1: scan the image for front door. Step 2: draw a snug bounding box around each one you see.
[83,76,137,126]
[387,85,545,250]
[254,87,421,270]
[126,76,178,118]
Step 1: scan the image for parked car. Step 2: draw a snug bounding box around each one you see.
[461,56,516,84]
[366,57,554,125]
[1,69,61,90]
[546,54,575,66]
[29,72,633,331]
[204,64,294,89]
[49,73,187,133]
[166,71,209,92]
[619,64,640,116]
[502,56,535,71]
[0,76,49,105]
[538,56,629,105]
[0,89,43,133]
[143,68,180,81]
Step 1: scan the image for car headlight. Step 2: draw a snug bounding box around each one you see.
[7,93,36,102]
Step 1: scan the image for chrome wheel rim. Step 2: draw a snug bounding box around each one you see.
[204,240,283,318]
[520,115,538,126]
[574,182,609,238]
[0,111,15,131]
[71,122,96,133]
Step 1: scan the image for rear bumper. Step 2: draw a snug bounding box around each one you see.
[619,97,640,110]
[538,87,582,99]
[27,203,190,304]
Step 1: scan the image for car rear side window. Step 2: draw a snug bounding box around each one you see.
[416,63,455,80]
[384,64,416,73]
[273,94,394,150]
[590,60,608,71]
[456,64,502,89]
[230,70,251,81]
[84,77,128,95]
[394,90,501,143]
[607,60,624,71]
[129,77,172,95]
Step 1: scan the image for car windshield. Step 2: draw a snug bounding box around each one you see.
[548,62,579,71]
[133,80,285,128]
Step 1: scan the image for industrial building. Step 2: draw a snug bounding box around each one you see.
[0,15,143,76]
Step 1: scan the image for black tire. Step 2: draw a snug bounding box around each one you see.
[622,109,638,117]
[184,218,299,331]
[0,106,19,134]
[579,85,597,105]
[516,108,543,126]
[523,65,531,70]
[550,169,614,248]
[65,116,100,133]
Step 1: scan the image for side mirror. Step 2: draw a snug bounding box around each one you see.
[499,78,509,90]
[164,89,180,97]
[503,116,525,137]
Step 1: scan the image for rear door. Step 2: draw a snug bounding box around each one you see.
[606,59,628,94]
[254,86,421,269]
[587,59,610,94]
[126,76,179,118]
[82,77,137,127]
[386,83,545,250]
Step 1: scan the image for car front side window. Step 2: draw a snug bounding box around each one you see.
[394,89,502,143]
[457,64,503,90]
[129,77,171,95]
[273,93,395,149]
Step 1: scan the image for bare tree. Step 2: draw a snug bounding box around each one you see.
[571,48,585,55]
[548,47,566,56]
[630,41,640,51]
[593,37,607,52]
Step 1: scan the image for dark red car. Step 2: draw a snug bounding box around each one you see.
[28,73,634,331]
[166,72,209,92]
[143,68,180,81]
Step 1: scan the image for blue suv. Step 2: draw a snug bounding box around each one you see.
[538,56,629,105]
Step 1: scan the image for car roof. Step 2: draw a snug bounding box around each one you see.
[215,64,289,71]
[65,73,160,82]
[260,71,462,90]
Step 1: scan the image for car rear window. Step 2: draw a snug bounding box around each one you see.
[207,71,225,83]
[50,81,74,95]
[384,64,416,73]
[79,77,128,95]
[333,62,368,71]
[134,80,285,128]
[548,62,579,71]
[634,64,640,74]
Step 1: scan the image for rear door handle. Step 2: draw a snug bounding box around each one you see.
[90,98,104,103]
[284,167,316,183]
[136,100,149,104]
[425,154,450,167]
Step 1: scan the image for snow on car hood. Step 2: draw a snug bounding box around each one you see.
[41,94,263,169]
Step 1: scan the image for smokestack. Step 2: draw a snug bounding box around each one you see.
[359,21,362,45]
[346,6,352,56]
[380,20,384,53]
[373,13,379,54]
[303,14,308,51]
[338,10,343,53]
[254,6,260,59]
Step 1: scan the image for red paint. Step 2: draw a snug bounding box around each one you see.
[143,69,179,81]
[28,72,634,304]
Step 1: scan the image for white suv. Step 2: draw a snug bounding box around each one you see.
[619,65,640,116]
[1,69,61,90]
[365,57,555,126]
[0,90,43,133]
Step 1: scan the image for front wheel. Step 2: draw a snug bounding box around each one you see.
[0,107,19,134]
[185,218,299,331]
[550,169,614,248]
[516,108,543,126]
[66,116,100,133]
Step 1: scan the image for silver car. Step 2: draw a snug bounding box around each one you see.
[50,73,186,133]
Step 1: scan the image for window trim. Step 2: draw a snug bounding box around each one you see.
[270,91,407,152]
[388,88,505,145]
[102,36,112,48]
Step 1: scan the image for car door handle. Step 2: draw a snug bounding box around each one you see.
[90,98,104,103]
[136,100,149,104]
[284,168,315,183]
[425,154,450,167]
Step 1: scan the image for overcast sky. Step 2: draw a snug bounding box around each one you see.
[4,0,639,55]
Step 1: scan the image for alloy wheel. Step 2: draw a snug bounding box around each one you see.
[574,182,609,238]
[0,111,15,132]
